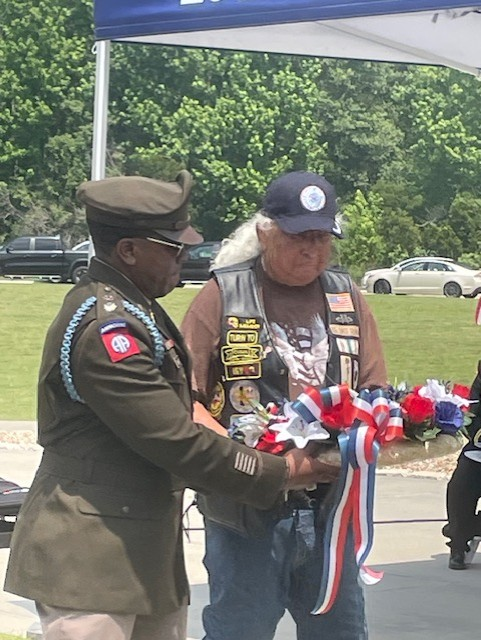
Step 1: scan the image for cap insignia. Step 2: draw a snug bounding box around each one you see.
[300,185,326,212]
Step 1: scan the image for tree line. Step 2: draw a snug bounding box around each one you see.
[1,0,481,277]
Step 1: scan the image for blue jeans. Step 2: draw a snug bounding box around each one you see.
[202,510,367,640]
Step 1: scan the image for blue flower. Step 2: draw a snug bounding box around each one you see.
[435,401,464,435]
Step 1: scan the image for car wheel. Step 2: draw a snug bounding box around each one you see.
[71,265,88,284]
[373,279,391,294]
[443,282,462,298]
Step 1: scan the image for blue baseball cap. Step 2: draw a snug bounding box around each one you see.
[262,171,343,239]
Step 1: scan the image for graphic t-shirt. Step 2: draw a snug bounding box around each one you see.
[255,262,330,399]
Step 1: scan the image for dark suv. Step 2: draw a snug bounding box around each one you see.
[0,236,89,283]
[179,241,221,284]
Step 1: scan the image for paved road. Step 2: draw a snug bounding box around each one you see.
[1,435,479,639]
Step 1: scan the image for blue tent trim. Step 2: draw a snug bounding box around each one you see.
[94,0,479,41]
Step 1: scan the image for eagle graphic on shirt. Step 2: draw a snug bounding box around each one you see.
[270,314,329,390]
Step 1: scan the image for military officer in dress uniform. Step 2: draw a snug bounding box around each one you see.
[4,171,329,640]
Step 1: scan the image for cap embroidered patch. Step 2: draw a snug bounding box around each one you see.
[300,185,326,212]
[99,324,140,362]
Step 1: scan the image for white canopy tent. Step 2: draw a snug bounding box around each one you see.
[91,1,481,179]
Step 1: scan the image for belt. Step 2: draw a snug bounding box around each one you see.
[285,484,336,511]
[40,449,162,492]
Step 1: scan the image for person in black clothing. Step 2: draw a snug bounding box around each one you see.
[443,360,481,569]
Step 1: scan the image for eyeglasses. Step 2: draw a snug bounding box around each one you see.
[281,230,332,245]
[145,236,185,258]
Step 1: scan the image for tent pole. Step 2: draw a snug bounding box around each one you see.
[88,40,111,262]
[91,40,111,181]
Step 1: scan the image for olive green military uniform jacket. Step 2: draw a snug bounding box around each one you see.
[5,258,287,616]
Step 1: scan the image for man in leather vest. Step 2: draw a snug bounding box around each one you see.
[4,171,332,640]
[181,171,388,640]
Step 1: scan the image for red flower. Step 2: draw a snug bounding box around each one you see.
[452,384,470,399]
[451,383,471,411]
[256,429,290,455]
[401,393,435,424]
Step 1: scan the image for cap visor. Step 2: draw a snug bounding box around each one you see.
[153,225,204,246]
[275,214,343,239]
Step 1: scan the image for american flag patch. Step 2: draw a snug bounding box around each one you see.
[326,293,354,313]
[234,451,257,476]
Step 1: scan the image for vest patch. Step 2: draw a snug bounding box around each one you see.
[225,362,262,380]
[339,355,359,389]
[336,337,359,355]
[325,292,354,313]
[330,324,360,338]
[222,316,263,380]
[340,355,352,386]
[229,381,261,414]
[333,313,355,325]
[226,316,261,330]
[209,382,226,418]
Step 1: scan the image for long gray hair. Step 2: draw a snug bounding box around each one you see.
[213,211,274,269]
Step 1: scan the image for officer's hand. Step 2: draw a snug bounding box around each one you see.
[284,448,340,490]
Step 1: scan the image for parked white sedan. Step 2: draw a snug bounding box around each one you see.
[361,257,481,297]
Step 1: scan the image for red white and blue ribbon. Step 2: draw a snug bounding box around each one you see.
[291,385,350,423]
[311,387,403,615]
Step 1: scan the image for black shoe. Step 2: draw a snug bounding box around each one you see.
[449,550,467,570]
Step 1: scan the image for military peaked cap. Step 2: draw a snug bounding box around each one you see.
[77,171,203,244]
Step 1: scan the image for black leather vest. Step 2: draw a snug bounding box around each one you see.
[197,260,361,537]
[210,259,361,428]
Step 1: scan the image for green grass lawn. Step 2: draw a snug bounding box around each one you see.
[0,282,199,420]
[367,294,480,384]
[0,282,479,420]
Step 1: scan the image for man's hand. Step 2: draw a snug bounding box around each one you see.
[193,401,228,436]
[284,448,340,490]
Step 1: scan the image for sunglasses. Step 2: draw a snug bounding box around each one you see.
[145,236,185,258]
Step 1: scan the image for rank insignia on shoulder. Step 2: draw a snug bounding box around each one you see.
[99,321,140,362]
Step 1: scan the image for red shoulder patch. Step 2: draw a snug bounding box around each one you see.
[100,329,140,362]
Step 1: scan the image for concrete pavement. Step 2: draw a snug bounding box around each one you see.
[1,430,479,639]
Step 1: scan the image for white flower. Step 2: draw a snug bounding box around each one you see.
[269,403,330,448]
[419,379,470,409]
